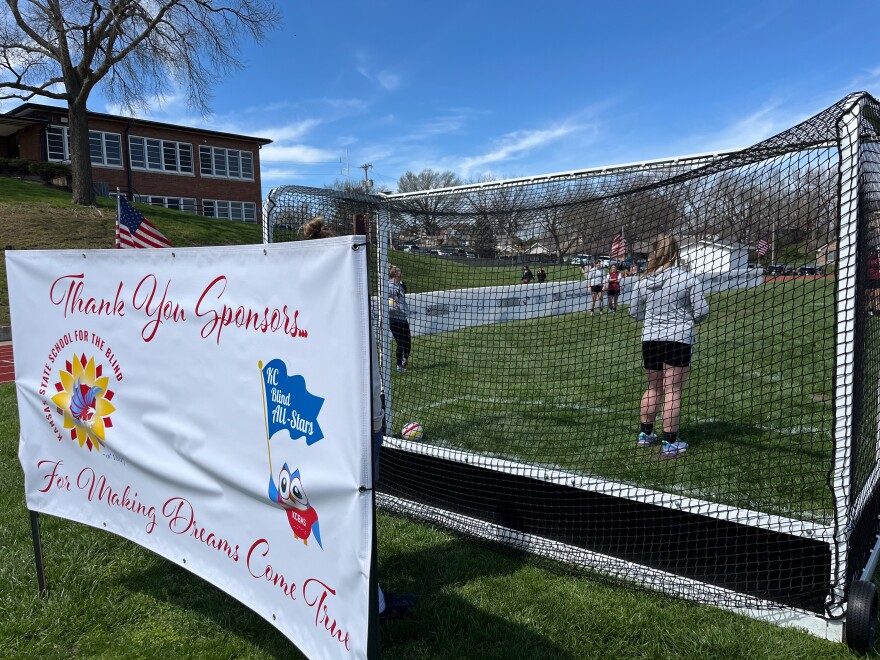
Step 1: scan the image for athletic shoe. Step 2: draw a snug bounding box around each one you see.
[380,593,417,621]
[396,365,406,372]
[402,358,408,369]
[661,440,688,457]
[589,311,594,317]
[637,432,657,447]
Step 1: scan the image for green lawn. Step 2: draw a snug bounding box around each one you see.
[390,277,839,521]
[0,177,262,325]
[0,383,865,658]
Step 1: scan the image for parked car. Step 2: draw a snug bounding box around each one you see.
[568,254,594,266]
[747,263,765,275]
[798,264,823,276]
[766,264,791,275]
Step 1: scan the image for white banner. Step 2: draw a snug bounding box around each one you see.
[8,238,373,659]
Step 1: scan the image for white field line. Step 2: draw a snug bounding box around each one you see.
[420,397,830,437]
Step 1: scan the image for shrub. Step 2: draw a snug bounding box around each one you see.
[0,158,32,176]
[28,161,71,183]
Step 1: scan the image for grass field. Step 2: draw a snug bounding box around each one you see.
[0,177,262,325]
[0,382,868,659]
[390,277,840,521]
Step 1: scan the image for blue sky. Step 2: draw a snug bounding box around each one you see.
[15,1,880,196]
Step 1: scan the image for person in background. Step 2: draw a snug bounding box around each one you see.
[388,264,412,372]
[868,248,880,316]
[537,267,547,283]
[629,261,641,278]
[629,234,709,458]
[605,264,622,313]
[304,217,416,620]
[584,261,606,317]
[521,265,534,284]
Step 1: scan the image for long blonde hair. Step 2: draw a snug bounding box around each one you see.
[647,234,679,275]
[303,215,334,240]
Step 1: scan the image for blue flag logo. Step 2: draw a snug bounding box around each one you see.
[262,359,325,445]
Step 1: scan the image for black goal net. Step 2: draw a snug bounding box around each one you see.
[265,92,880,620]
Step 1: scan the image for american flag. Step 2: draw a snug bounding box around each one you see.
[116,196,172,249]
[610,231,627,259]
[757,238,770,256]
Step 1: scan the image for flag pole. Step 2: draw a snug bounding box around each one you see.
[114,188,121,249]
[258,361,274,477]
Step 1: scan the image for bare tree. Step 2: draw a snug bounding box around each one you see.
[395,168,462,236]
[0,1,279,205]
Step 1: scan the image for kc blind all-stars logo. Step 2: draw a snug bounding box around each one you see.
[50,353,117,451]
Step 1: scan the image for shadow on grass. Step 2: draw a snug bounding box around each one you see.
[117,561,303,659]
[377,538,578,660]
[117,536,576,660]
[680,419,830,461]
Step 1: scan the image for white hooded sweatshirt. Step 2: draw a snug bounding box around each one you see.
[628,266,709,344]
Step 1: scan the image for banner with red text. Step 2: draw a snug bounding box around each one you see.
[7,238,374,659]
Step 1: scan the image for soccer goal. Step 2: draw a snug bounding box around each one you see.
[264,91,880,652]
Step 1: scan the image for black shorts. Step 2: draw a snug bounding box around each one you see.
[642,341,692,370]
[590,285,603,293]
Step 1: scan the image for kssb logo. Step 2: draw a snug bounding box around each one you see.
[50,353,117,451]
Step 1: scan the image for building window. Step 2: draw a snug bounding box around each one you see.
[89,131,122,167]
[199,146,255,180]
[133,195,197,213]
[129,136,194,174]
[46,126,69,162]
[49,126,123,167]
[203,199,257,223]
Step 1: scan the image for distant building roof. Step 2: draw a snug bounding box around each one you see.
[680,238,751,251]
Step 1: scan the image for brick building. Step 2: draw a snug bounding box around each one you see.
[0,103,271,223]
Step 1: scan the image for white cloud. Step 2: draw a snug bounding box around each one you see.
[457,121,585,176]
[260,144,339,163]
[354,51,401,91]
[375,70,401,91]
[104,91,187,119]
[678,99,813,155]
[261,119,321,142]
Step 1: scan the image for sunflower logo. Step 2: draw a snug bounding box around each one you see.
[50,353,117,451]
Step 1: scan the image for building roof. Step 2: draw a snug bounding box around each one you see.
[0,114,42,137]
[680,238,752,251]
[5,102,273,146]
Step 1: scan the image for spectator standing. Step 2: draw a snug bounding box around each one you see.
[303,217,417,620]
[606,264,622,312]
[388,265,412,371]
[537,267,547,283]
[521,265,534,284]
[584,261,606,316]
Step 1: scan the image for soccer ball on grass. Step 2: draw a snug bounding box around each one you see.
[401,422,424,441]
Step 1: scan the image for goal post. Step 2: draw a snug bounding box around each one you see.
[262,91,880,650]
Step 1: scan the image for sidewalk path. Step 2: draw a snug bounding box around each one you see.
[0,343,14,384]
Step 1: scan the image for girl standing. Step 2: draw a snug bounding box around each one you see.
[584,261,605,316]
[606,264,622,312]
[629,235,709,457]
[388,265,412,371]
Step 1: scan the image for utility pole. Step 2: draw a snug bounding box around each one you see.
[360,163,373,192]
[345,148,350,189]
